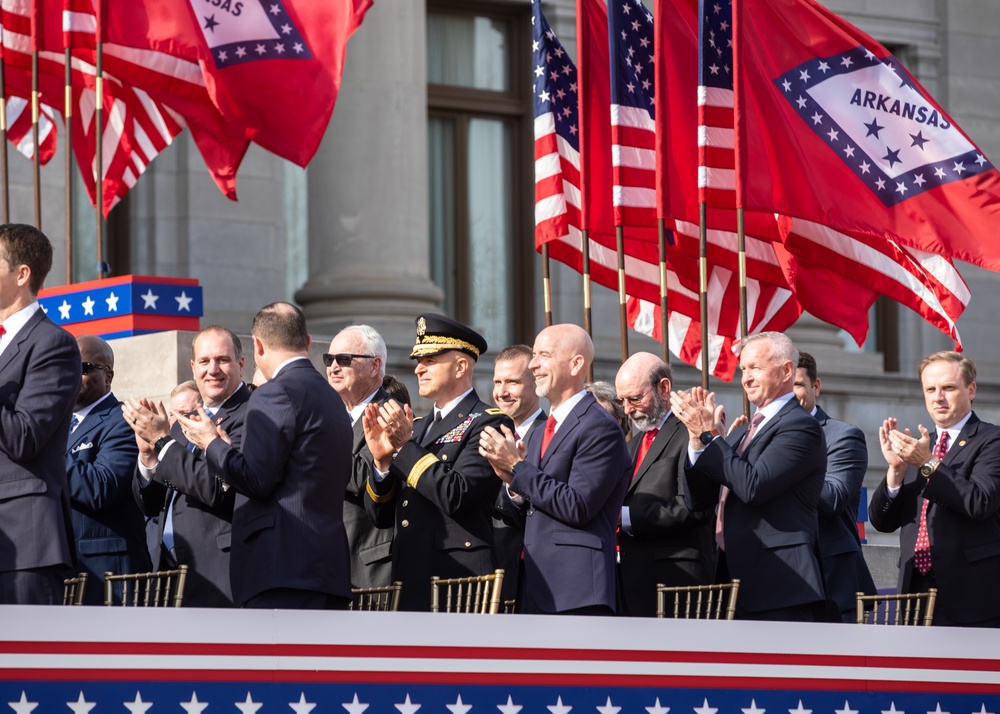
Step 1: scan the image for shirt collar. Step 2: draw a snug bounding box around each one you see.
[938,411,973,451]
[270,355,310,379]
[350,388,381,425]
[549,390,588,429]
[72,391,114,428]
[435,388,474,420]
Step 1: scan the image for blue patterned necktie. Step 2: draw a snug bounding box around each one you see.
[69,414,80,434]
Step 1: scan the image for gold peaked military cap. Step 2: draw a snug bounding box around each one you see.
[409,313,488,361]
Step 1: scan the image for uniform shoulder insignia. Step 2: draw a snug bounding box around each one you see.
[485,408,505,416]
[414,416,425,422]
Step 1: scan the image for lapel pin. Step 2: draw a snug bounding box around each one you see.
[959,440,967,447]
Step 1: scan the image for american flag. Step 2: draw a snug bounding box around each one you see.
[533,0,740,379]
[609,0,657,228]
[4,96,58,164]
[532,0,581,249]
[698,0,736,206]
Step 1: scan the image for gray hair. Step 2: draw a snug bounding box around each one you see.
[338,324,387,377]
[741,331,798,367]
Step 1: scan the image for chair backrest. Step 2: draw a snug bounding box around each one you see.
[350,582,403,611]
[104,566,189,607]
[430,569,505,614]
[656,579,740,620]
[856,589,937,626]
[62,572,88,606]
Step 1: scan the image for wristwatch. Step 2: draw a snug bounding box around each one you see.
[154,436,173,454]
[919,457,941,478]
[699,430,719,446]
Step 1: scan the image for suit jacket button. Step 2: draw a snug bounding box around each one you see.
[442,454,449,461]
[402,500,409,507]
[465,541,472,548]
[401,519,410,528]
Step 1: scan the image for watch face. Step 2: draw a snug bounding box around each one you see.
[700,431,713,445]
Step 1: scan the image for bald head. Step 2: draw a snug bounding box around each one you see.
[76,334,115,410]
[529,324,594,409]
[615,352,672,433]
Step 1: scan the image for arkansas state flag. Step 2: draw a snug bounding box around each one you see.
[734,0,1000,272]
[192,0,371,167]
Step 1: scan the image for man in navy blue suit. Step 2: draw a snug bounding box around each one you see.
[180,302,352,609]
[794,352,876,622]
[0,224,80,605]
[67,335,150,604]
[483,324,631,615]
[672,331,828,622]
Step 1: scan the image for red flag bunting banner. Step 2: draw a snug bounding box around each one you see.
[733,0,1000,275]
[5,96,57,164]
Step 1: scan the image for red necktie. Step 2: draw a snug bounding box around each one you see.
[0,324,6,337]
[633,428,659,478]
[539,415,557,458]
[717,413,765,551]
[914,431,949,574]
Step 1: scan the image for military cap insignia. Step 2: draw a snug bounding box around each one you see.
[417,316,427,337]
[436,413,481,444]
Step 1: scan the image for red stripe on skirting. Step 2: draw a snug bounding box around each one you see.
[0,669,998,693]
[2,641,999,674]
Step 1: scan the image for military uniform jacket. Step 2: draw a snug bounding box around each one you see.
[365,390,512,611]
[869,412,1000,625]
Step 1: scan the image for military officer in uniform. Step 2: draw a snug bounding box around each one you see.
[363,314,513,611]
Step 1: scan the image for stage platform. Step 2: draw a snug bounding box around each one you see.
[1,606,996,713]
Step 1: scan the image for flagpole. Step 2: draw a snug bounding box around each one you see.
[31,46,41,228]
[94,0,105,279]
[0,41,9,224]
[697,204,709,390]
[657,218,669,365]
[542,243,553,327]
[737,206,749,416]
[615,226,629,363]
[64,41,73,283]
[582,228,594,382]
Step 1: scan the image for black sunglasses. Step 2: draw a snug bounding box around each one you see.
[322,353,374,368]
[82,362,111,375]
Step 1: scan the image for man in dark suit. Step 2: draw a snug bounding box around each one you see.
[615,352,714,617]
[325,324,394,589]
[672,331,828,621]
[871,351,1000,627]
[67,335,150,604]
[0,224,81,605]
[181,302,352,609]
[794,352,876,622]
[482,324,631,615]
[491,344,546,609]
[125,326,250,607]
[363,314,512,611]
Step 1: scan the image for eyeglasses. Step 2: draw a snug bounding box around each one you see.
[81,362,111,376]
[322,353,374,368]
[614,390,648,407]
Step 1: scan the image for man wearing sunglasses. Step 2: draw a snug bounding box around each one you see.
[614,352,714,617]
[67,335,150,604]
[363,313,512,611]
[0,224,80,605]
[325,325,395,590]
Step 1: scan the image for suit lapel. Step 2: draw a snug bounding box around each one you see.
[541,394,590,466]
[352,388,388,454]
[70,393,118,447]
[0,308,45,377]
[630,414,682,491]
[745,398,799,456]
[422,391,479,446]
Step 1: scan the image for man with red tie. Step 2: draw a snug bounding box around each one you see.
[870,351,1000,627]
[482,324,631,615]
[614,353,714,617]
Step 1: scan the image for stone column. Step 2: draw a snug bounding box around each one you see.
[296,1,443,347]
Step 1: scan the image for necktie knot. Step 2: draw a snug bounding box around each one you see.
[0,324,6,337]
[69,414,80,434]
[434,411,443,423]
